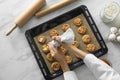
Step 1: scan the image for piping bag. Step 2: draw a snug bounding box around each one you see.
[6,0,46,36]
[51,28,75,47]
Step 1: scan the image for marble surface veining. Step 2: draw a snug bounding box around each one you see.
[0,0,120,80]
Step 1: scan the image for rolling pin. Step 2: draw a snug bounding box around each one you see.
[35,0,76,18]
[6,0,46,36]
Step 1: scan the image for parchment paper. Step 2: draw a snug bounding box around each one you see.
[34,14,101,74]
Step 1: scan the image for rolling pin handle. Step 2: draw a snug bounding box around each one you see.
[6,24,17,36]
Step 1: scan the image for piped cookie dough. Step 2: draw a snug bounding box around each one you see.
[42,44,50,54]
[37,35,47,44]
[62,24,70,32]
[51,62,61,71]
[78,26,87,35]
[50,29,59,37]
[73,17,82,26]
[82,34,91,44]
[72,41,79,48]
[65,55,73,64]
[86,43,96,52]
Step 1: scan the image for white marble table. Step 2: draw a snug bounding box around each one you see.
[0,0,120,80]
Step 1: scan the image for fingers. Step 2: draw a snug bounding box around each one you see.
[48,43,53,50]
[48,43,54,55]
[51,45,57,53]
[52,36,61,44]
[50,50,55,56]
[48,43,61,54]
[52,36,68,49]
[48,43,57,56]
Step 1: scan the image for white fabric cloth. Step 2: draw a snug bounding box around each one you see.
[51,28,75,47]
[63,54,120,80]
[63,71,79,80]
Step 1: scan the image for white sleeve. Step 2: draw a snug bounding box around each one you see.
[84,54,120,80]
[63,71,79,80]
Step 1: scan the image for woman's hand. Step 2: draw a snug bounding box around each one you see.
[48,43,66,62]
[52,36,75,52]
[52,36,87,59]
[48,43,70,72]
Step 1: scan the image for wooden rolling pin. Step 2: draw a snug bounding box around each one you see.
[35,0,76,18]
[6,0,46,36]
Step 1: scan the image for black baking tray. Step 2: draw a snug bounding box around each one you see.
[25,5,108,80]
